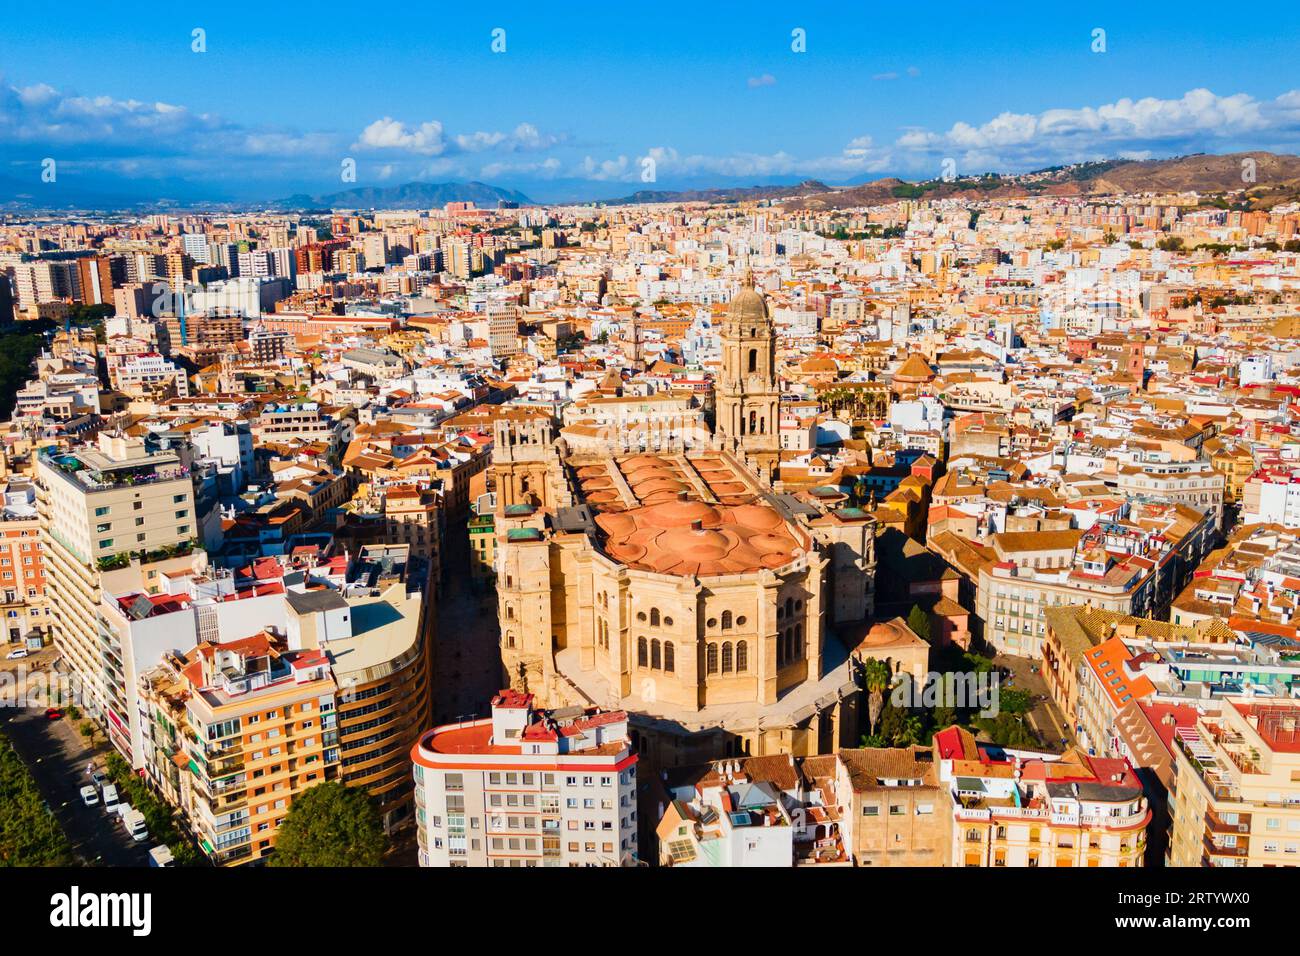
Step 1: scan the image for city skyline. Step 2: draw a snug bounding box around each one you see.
[4,1,1300,204]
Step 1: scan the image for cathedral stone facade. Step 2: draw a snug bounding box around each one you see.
[489,281,879,769]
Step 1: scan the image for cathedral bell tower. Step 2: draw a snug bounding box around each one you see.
[715,271,780,481]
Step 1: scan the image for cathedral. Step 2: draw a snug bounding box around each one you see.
[487,277,879,770]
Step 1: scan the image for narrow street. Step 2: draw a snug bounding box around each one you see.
[1,691,149,867]
[431,523,505,724]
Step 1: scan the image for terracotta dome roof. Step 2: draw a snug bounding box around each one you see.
[640,499,722,529]
[859,618,922,648]
[596,499,802,576]
[895,352,936,382]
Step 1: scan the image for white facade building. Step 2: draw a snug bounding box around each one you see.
[413,691,639,867]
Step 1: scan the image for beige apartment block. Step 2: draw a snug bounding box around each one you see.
[1168,700,1300,867]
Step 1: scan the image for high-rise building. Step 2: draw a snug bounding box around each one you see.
[141,631,338,866]
[75,256,118,306]
[1167,700,1300,867]
[487,300,518,359]
[35,430,198,730]
[181,232,210,264]
[412,690,639,867]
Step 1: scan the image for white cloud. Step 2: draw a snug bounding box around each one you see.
[747,74,776,89]
[891,88,1300,171]
[355,117,447,155]
[356,117,563,157]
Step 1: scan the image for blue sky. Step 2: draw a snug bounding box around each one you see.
[3,1,1300,203]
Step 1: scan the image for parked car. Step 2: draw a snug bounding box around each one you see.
[101,783,119,813]
[89,769,107,789]
[79,785,99,807]
[44,708,63,720]
[147,845,175,868]
[121,808,149,843]
[5,648,28,660]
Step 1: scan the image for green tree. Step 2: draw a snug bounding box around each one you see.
[876,699,923,747]
[0,732,74,865]
[269,782,387,867]
[906,605,932,643]
[860,658,893,738]
[999,688,1034,715]
[973,712,1038,749]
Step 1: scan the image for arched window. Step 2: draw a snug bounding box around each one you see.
[637,636,648,668]
[785,597,794,618]
[736,640,748,673]
[506,605,515,620]
[748,410,757,434]
[664,642,675,673]
[748,348,757,374]
[651,639,661,669]
[722,641,733,674]
[650,608,660,627]
[506,632,516,649]
[721,610,733,630]
[706,643,718,674]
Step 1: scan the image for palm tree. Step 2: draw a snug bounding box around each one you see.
[863,658,892,737]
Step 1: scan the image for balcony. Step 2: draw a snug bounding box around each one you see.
[1205,810,1251,834]
[1202,834,1249,859]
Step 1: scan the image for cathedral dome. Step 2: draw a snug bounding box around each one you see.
[727,272,769,325]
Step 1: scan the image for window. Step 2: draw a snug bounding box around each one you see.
[735,641,747,673]
[663,642,675,673]
[706,643,718,675]
[721,611,733,630]
[637,637,648,668]
[650,608,660,627]
[650,639,661,670]
[862,804,879,817]
[721,642,733,674]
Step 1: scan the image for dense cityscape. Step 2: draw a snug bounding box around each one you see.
[0,177,1298,885]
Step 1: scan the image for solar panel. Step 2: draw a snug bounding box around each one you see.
[127,595,155,621]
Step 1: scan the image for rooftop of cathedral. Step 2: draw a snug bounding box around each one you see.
[568,451,812,577]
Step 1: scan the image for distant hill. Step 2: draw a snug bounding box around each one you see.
[606,180,834,206]
[271,180,535,211]
[781,152,1300,211]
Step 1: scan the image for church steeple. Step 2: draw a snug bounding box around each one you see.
[715,271,780,481]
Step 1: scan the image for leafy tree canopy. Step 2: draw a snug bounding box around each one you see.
[269,782,387,867]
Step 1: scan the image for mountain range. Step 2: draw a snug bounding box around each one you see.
[2,152,1299,213]
[268,180,535,211]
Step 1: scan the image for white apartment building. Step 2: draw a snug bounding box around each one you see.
[35,431,198,722]
[413,691,639,867]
